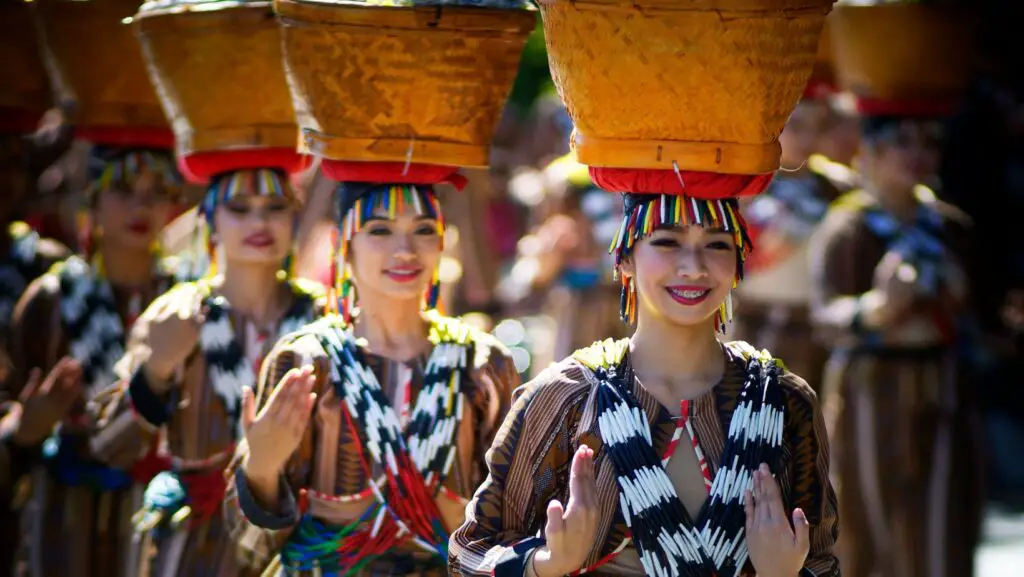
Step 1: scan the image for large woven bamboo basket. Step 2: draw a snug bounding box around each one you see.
[275,0,535,168]
[35,0,168,130]
[0,1,50,119]
[539,0,834,175]
[134,1,300,157]
[829,3,973,103]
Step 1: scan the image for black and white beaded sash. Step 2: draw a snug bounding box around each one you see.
[197,279,322,432]
[58,256,128,394]
[0,224,39,327]
[313,312,469,492]
[577,339,786,577]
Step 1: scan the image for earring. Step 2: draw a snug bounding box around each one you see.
[715,291,734,334]
[619,276,636,325]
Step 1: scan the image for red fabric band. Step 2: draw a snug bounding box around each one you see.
[179,148,312,184]
[854,96,956,117]
[321,160,468,191]
[803,80,837,101]
[589,167,774,199]
[74,126,175,149]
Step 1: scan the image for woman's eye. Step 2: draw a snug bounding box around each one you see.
[267,202,290,213]
[366,226,391,236]
[415,225,438,236]
[706,240,732,250]
[649,238,679,248]
[225,204,248,214]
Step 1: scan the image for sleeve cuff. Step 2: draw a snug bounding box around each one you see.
[800,568,818,577]
[128,368,173,427]
[493,536,546,577]
[234,469,300,530]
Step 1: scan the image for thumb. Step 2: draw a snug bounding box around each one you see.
[545,500,566,537]
[241,387,256,433]
[792,508,810,552]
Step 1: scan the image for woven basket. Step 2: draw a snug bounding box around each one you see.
[275,0,535,168]
[35,0,168,130]
[0,1,50,117]
[134,1,299,157]
[829,3,973,103]
[539,0,833,175]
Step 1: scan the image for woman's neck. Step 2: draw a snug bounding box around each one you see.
[217,260,287,327]
[865,182,919,222]
[98,242,153,287]
[629,313,725,401]
[352,291,429,362]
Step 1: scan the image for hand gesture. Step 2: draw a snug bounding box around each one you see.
[533,445,600,577]
[242,366,317,480]
[871,250,917,323]
[744,464,809,577]
[144,285,204,383]
[14,357,83,446]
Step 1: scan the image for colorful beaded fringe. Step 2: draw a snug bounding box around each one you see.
[331,184,445,323]
[609,194,752,330]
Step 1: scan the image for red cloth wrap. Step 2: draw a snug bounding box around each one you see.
[128,441,172,485]
[0,107,42,134]
[179,467,229,527]
[321,160,468,191]
[589,167,774,199]
[179,148,312,184]
[75,126,175,149]
[803,79,837,101]
[854,96,956,118]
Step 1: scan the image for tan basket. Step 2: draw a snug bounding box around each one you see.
[275,0,535,168]
[134,1,300,157]
[35,0,168,130]
[0,1,50,116]
[829,4,974,103]
[539,0,833,175]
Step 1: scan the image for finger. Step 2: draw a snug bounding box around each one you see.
[282,367,316,425]
[793,508,810,553]
[241,387,256,433]
[19,368,43,401]
[569,445,593,503]
[260,368,299,419]
[545,500,566,537]
[744,489,756,532]
[754,471,772,526]
[760,464,787,523]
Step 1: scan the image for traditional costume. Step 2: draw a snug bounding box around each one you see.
[0,3,76,571]
[86,2,328,575]
[5,1,183,574]
[222,0,531,574]
[809,4,982,577]
[450,1,840,575]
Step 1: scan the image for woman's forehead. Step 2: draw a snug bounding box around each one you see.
[654,223,730,235]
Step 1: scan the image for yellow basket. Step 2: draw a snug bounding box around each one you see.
[36,0,168,131]
[829,3,974,103]
[539,0,834,175]
[0,1,50,120]
[275,0,535,168]
[134,1,300,157]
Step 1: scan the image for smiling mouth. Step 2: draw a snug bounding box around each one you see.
[385,268,423,283]
[666,287,712,305]
[244,234,274,248]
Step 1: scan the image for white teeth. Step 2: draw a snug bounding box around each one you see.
[668,289,708,299]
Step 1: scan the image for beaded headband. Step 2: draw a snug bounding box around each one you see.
[331,182,445,323]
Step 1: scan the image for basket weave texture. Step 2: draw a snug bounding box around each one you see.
[0,2,50,114]
[539,0,834,174]
[135,1,301,157]
[36,0,168,130]
[275,0,535,168]
[829,3,973,103]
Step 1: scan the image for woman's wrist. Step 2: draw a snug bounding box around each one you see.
[531,547,570,577]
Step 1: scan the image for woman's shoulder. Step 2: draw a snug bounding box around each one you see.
[723,340,820,408]
[513,338,624,408]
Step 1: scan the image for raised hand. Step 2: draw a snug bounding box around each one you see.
[144,285,204,386]
[14,357,83,445]
[744,463,810,577]
[532,445,600,577]
[242,366,317,482]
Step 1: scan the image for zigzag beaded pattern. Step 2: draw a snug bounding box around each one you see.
[0,226,38,327]
[58,256,127,395]
[588,341,786,577]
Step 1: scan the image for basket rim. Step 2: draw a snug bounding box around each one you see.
[537,0,832,15]
[274,0,536,34]
[134,1,274,31]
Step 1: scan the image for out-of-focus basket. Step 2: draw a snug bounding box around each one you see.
[538,0,834,175]
[35,0,168,132]
[829,3,974,104]
[134,1,300,157]
[275,0,535,168]
[0,1,50,127]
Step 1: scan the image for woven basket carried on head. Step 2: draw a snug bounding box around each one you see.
[538,0,834,175]
[829,3,975,105]
[275,0,535,168]
[0,1,51,127]
[134,1,301,158]
[35,0,168,133]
